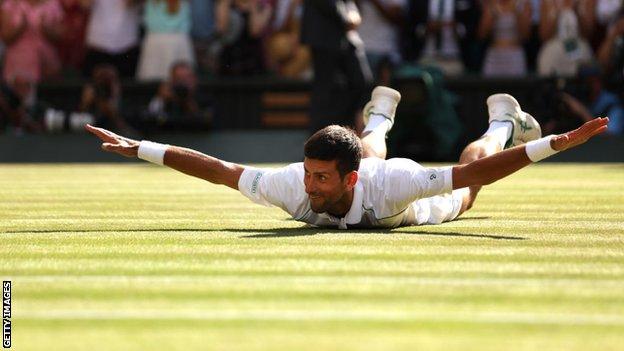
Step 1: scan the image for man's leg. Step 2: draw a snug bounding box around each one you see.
[456,94,542,215]
[456,123,511,214]
[360,87,401,159]
[361,126,389,159]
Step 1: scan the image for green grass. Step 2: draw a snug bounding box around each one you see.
[1,163,623,351]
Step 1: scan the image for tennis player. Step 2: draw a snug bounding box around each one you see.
[86,87,609,229]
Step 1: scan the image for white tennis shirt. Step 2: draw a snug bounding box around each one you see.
[238,158,455,229]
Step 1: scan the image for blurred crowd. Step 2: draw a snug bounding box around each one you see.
[0,0,622,136]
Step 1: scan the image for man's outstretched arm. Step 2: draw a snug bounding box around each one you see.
[452,117,609,189]
[85,125,244,190]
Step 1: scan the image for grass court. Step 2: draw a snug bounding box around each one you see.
[1,163,623,350]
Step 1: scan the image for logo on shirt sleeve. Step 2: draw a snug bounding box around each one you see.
[251,172,263,194]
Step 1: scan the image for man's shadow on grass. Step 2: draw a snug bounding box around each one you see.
[239,215,525,240]
[237,227,526,240]
[3,216,526,241]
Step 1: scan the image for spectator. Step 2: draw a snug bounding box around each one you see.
[0,0,4,65]
[539,0,595,43]
[592,0,623,50]
[215,0,273,76]
[189,0,217,76]
[265,0,311,79]
[301,0,372,133]
[78,64,132,133]
[595,0,622,27]
[83,0,142,79]
[537,4,594,77]
[0,73,46,133]
[56,0,90,74]
[137,0,195,81]
[406,0,481,77]
[524,0,542,72]
[597,14,624,89]
[0,85,11,131]
[358,0,405,84]
[545,64,623,135]
[478,0,532,77]
[0,0,64,83]
[142,61,212,131]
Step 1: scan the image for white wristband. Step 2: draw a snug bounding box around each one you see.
[525,135,558,162]
[137,141,169,165]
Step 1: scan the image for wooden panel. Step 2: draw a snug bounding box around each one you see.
[262,92,311,107]
[261,112,310,128]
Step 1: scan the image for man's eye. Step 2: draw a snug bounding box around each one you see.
[319,176,327,181]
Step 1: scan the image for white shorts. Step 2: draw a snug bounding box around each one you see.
[412,189,466,225]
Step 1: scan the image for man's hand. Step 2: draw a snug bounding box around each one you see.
[551,117,609,152]
[85,124,139,158]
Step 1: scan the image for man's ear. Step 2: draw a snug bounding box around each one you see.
[345,171,358,189]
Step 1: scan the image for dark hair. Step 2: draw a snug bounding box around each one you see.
[304,125,362,177]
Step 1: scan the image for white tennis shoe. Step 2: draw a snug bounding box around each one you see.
[487,93,542,148]
[362,86,402,130]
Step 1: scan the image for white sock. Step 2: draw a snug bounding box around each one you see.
[483,120,513,149]
[363,114,392,135]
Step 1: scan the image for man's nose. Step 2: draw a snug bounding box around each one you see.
[305,179,316,194]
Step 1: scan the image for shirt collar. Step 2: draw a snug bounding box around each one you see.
[344,181,364,225]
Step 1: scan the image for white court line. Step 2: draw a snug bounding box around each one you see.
[7,275,624,286]
[16,310,624,326]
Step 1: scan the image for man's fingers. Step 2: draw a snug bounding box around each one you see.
[102,142,135,158]
[569,117,608,142]
[87,124,121,139]
[581,118,608,139]
[583,117,609,132]
[559,117,609,150]
[576,117,605,134]
[553,117,609,151]
[586,125,608,139]
[85,124,119,142]
[86,124,138,145]
[85,124,109,135]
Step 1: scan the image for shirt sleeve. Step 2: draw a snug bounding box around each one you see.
[383,159,453,208]
[238,163,307,215]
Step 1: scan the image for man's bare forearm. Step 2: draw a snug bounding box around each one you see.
[452,145,531,189]
[163,146,245,190]
[452,117,609,189]
[85,124,245,190]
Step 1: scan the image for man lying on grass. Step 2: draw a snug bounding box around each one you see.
[87,87,609,229]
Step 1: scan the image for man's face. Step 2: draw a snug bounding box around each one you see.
[303,158,355,213]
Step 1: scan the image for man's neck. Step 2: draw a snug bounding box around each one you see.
[327,189,355,218]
